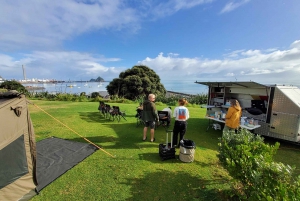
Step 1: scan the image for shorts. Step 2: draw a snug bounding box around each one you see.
[144,121,155,129]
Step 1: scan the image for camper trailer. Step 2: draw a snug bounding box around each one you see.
[195,81,300,144]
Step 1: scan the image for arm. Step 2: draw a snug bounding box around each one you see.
[225,107,234,119]
[151,103,159,120]
[186,108,190,120]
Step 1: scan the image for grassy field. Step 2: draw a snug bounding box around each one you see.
[28,100,300,201]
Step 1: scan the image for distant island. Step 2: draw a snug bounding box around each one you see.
[90,76,104,82]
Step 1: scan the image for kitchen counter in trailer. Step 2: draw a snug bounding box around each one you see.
[205,116,261,131]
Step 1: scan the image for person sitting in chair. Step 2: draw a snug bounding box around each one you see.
[162,106,172,126]
[135,102,143,118]
[137,102,143,110]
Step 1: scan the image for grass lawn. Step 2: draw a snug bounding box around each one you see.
[28,100,300,201]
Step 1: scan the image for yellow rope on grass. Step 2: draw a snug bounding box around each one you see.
[28,100,116,158]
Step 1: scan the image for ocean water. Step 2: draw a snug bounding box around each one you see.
[162,80,208,95]
[23,82,108,95]
[23,81,208,95]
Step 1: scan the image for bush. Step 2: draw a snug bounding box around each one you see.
[91,92,101,98]
[189,93,208,105]
[218,129,300,200]
[0,80,29,95]
[156,93,207,106]
[27,90,208,105]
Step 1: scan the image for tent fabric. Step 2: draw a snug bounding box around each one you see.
[0,135,28,189]
[0,93,37,201]
[36,137,98,192]
[1,91,97,200]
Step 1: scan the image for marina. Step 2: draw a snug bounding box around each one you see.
[22,82,109,95]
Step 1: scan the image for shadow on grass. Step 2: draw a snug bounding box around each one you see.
[77,111,223,151]
[137,152,218,168]
[79,111,129,123]
[121,169,229,201]
[79,111,138,123]
[71,118,220,150]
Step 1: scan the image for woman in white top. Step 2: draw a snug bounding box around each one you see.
[172,98,189,147]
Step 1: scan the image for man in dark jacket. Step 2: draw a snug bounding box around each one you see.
[142,94,159,142]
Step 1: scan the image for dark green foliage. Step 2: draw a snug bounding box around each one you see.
[156,93,208,105]
[91,92,101,98]
[189,93,208,104]
[30,92,56,100]
[0,80,29,95]
[28,91,208,105]
[218,129,300,200]
[106,65,167,100]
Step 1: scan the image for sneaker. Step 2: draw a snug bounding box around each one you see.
[142,137,147,141]
[150,138,155,142]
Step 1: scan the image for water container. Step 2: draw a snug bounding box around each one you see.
[241,118,245,125]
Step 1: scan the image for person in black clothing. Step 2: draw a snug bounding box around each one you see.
[172,98,189,147]
[141,94,158,142]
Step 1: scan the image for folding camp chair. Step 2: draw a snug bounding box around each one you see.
[98,101,106,115]
[104,104,112,119]
[110,106,126,122]
[135,108,144,127]
[157,110,170,128]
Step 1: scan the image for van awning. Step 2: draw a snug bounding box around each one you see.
[194,81,270,89]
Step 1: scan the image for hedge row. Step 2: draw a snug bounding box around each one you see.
[218,129,300,200]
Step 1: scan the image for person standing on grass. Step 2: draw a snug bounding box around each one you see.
[172,98,189,147]
[142,94,159,142]
[223,99,242,135]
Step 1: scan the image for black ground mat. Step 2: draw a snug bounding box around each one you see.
[36,137,98,192]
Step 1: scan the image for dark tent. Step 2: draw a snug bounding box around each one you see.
[0,91,97,200]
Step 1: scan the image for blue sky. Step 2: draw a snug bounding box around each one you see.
[1,0,300,92]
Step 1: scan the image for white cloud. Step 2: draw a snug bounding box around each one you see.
[0,51,125,81]
[0,0,213,51]
[241,50,261,56]
[225,72,235,77]
[0,0,139,50]
[147,0,214,19]
[220,0,250,14]
[138,40,300,85]
[1,40,300,86]
[290,40,300,49]
[223,49,245,58]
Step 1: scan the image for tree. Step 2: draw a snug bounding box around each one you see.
[0,80,29,94]
[106,65,166,100]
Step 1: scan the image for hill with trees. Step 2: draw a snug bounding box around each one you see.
[90,76,104,82]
